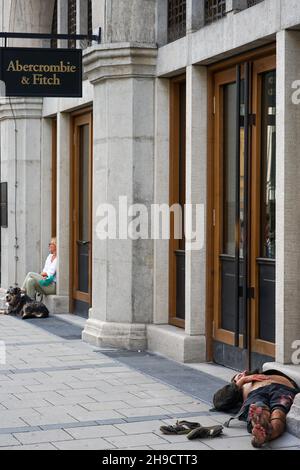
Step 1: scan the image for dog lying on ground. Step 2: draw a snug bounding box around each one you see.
[4,286,49,319]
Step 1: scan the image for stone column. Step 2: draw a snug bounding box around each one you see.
[187,0,205,34]
[82,44,157,349]
[52,112,70,313]
[0,98,43,288]
[276,30,300,364]
[156,0,168,47]
[40,118,52,265]
[184,65,207,361]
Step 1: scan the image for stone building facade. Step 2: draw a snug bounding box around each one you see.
[0,1,300,388]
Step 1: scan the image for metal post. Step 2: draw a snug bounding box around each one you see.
[234,64,241,348]
[243,61,250,360]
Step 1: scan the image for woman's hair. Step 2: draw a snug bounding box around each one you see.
[51,237,57,246]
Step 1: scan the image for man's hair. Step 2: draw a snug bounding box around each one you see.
[213,383,243,412]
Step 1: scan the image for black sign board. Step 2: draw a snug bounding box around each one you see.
[0,47,82,97]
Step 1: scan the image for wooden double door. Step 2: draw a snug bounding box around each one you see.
[71,111,93,317]
[210,51,276,370]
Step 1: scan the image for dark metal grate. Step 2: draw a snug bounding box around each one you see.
[51,0,57,49]
[247,0,264,6]
[0,182,8,228]
[87,0,93,46]
[68,0,77,49]
[205,0,226,24]
[168,0,186,43]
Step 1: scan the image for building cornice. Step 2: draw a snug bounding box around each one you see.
[83,42,158,84]
[0,97,43,120]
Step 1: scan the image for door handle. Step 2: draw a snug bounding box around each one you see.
[77,240,90,246]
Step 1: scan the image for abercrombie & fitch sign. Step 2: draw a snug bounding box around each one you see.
[0,48,82,97]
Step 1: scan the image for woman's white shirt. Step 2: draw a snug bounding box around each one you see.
[43,254,57,283]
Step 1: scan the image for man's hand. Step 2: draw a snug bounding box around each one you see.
[41,272,48,278]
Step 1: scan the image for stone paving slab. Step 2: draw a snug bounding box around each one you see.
[53,438,115,450]
[0,313,300,450]
[12,429,73,445]
[1,443,57,450]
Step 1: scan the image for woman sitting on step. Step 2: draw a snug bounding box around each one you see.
[21,238,57,300]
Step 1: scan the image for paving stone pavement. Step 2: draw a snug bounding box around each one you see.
[0,312,300,451]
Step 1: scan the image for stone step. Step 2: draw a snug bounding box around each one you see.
[263,362,300,438]
[0,288,7,310]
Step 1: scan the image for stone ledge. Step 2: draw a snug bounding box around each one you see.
[82,318,147,350]
[43,295,69,315]
[147,324,206,364]
[287,394,300,438]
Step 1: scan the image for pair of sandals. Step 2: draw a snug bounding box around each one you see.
[160,420,223,440]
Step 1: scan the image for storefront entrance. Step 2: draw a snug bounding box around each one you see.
[209,50,276,371]
[71,111,93,317]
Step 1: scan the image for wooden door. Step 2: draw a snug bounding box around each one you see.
[210,53,276,370]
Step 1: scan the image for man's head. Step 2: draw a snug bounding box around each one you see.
[231,371,247,384]
[213,383,243,412]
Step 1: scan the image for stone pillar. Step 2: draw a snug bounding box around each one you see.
[51,112,70,313]
[40,119,52,265]
[276,30,300,364]
[0,98,43,288]
[184,65,207,361]
[187,0,205,34]
[226,0,248,14]
[58,0,68,48]
[156,0,168,47]
[82,44,157,349]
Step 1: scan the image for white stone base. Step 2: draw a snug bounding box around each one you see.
[43,296,69,314]
[147,324,206,363]
[287,394,300,438]
[82,318,147,350]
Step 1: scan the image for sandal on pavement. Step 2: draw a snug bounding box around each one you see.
[186,424,224,440]
[160,420,200,435]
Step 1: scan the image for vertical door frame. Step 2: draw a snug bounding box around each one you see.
[51,118,57,238]
[70,108,93,313]
[250,54,276,358]
[169,74,186,329]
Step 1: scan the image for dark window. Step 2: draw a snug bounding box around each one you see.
[260,71,276,260]
[0,183,8,228]
[168,0,186,43]
[68,0,77,49]
[88,0,92,38]
[51,0,57,49]
[205,0,226,24]
[247,0,264,7]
